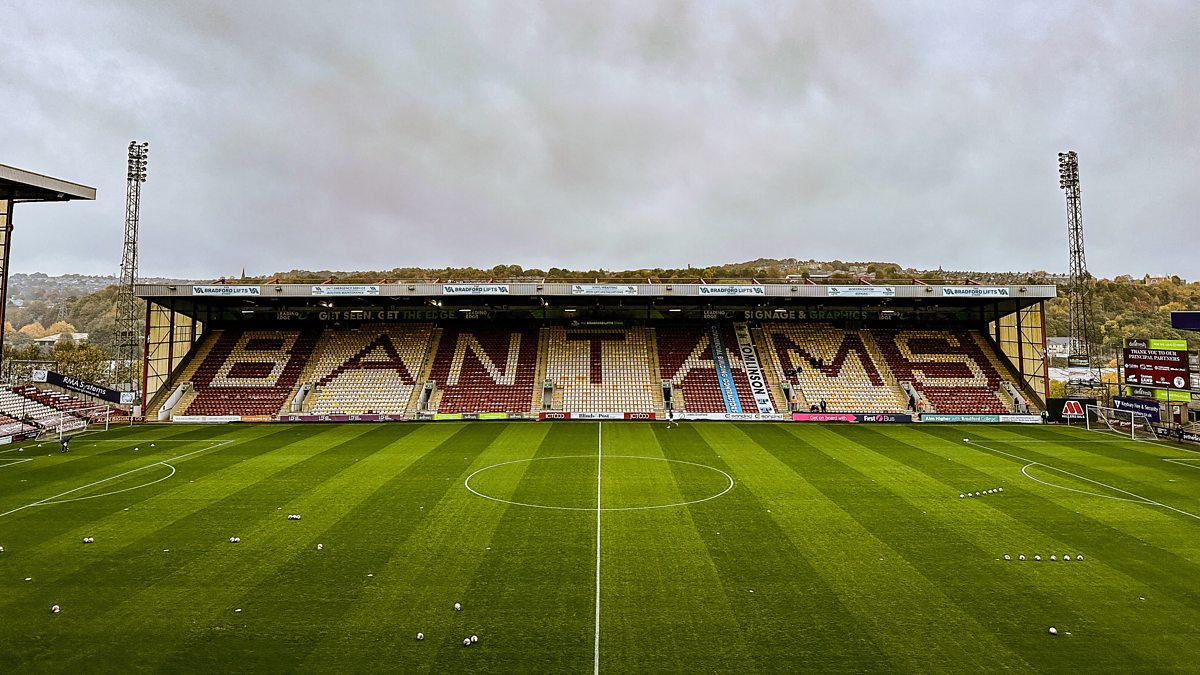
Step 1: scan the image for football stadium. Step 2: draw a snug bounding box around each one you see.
[4,272,1200,671]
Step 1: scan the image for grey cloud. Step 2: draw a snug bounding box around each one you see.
[1,0,1196,279]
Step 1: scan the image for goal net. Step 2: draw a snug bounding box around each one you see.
[1086,405,1157,441]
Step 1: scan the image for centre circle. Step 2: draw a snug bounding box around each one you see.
[464,455,734,511]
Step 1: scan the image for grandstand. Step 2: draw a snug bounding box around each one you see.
[137,280,1052,422]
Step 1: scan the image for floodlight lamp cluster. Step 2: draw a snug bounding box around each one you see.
[1057,151,1078,191]
[127,141,150,182]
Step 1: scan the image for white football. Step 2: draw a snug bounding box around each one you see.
[471,635,478,643]
[1048,627,1058,635]
[1061,555,1069,561]
[0,546,5,552]
[1035,555,1041,561]
[998,487,1003,492]
[963,438,969,442]
[1019,555,1025,560]
[1004,555,1011,560]
[317,543,323,550]
[51,604,60,613]
[416,632,424,641]
[959,494,964,499]
[1050,555,1057,561]
[454,602,461,611]
[463,638,471,647]
[1076,555,1083,560]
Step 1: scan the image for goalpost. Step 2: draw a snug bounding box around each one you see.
[1086,404,1158,441]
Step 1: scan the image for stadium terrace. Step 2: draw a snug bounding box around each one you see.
[133,279,1055,423]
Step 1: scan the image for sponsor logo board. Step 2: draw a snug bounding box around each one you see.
[172,415,241,423]
[826,286,896,298]
[920,414,1002,423]
[941,286,1011,298]
[791,413,914,423]
[1113,396,1162,422]
[1124,344,1191,391]
[192,285,261,296]
[1152,425,1200,444]
[34,370,131,405]
[1045,398,1096,422]
[311,285,380,296]
[442,284,510,295]
[279,414,401,422]
[697,285,766,296]
[571,284,638,296]
[682,413,792,421]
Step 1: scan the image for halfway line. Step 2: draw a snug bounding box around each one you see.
[594,421,602,675]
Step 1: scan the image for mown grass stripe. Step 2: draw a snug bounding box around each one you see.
[150,423,501,673]
[656,423,894,673]
[597,422,757,673]
[408,422,598,674]
[770,424,1174,672]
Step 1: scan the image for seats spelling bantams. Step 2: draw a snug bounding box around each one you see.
[184,329,320,417]
[763,323,907,413]
[655,324,766,413]
[305,326,435,416]
[544,326,656,413]
[871,329,1010,414]
[427,325,539,414]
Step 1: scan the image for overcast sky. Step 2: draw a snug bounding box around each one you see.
[2,1,1196,280]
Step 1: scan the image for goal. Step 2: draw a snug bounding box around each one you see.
[1086,405,1157,440]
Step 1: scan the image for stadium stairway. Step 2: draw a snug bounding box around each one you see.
[406,327,442,418]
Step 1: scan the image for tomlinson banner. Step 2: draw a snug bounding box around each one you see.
[571,284,638,296]
[311,285,380,296]
[697,285,766,296]
[192,285,261,296]
[941,286,1011,298]
[826,286,896,298]
[442,284,510,295]
[732,323,775,414]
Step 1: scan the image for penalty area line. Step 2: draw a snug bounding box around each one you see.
[965,439,1200,522]
[0,439,234,519]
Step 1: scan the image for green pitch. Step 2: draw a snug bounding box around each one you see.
[2,421,1200,672]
